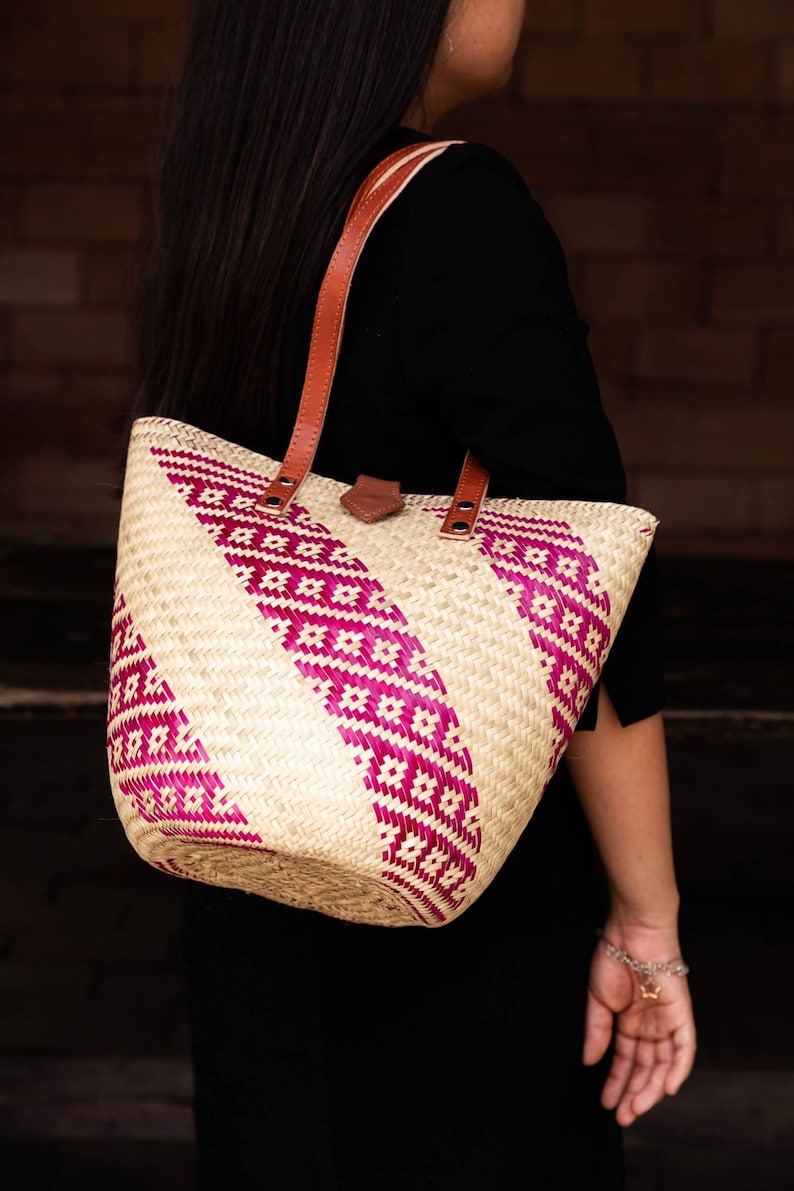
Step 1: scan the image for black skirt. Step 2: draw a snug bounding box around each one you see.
[182,762,625,1191]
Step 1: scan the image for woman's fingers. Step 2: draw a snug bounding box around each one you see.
[600,1035,637,1110]
[665,1023,697,1095]
[622,1043,674,1121]
[622,1037,658,1099]
[582,992,613,1066]
[608,1034,678,1123]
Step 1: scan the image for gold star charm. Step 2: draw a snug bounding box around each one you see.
[640,975,661,1000]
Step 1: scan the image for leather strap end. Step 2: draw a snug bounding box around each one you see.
[439,451,489,540]
[340,475,405,524]
[256,473,299,515]
[439,510,481,540]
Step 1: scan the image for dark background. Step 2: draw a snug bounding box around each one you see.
[1,0,793,548]
[1,2,793,1188]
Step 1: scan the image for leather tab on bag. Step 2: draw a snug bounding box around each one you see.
[440,452,490,540]
[340,475,406,524]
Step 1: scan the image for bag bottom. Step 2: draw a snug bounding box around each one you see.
[136,833,436,928]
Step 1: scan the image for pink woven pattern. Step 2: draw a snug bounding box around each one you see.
[154,447,480,925]
[427,505,612,775]
[107,587,263,845]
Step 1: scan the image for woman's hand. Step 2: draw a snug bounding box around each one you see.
[582,923,697,1127]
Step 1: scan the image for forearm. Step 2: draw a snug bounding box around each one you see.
[564,685,680,927]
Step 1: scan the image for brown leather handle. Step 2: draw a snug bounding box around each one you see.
[256,141,458,513]
[257,138,489,540]
[346,141,456,223]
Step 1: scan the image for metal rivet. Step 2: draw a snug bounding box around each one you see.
[279,476,296,487]
[265,496,283,507]
[457,500,475,510]
[451,520,470,533]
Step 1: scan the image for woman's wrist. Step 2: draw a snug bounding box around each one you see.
[596,925,690,1000]
[598,917,685,969]
[604,890,681,933]
[599,909,684,961]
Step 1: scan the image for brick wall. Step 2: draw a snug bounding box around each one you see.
[1,0,792,549]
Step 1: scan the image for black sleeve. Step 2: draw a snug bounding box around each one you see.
[396,142,665,728]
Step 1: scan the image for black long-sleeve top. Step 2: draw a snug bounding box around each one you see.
[271,126,665,731]
[181,127,659,1189]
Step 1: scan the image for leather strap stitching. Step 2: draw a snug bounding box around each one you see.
[256,143,460,513]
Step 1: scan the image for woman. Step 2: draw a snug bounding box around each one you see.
[127,1,696,1187]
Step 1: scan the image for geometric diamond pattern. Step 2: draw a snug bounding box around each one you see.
[426,505,613,779]
[154,447,480,925]
[107,586,263,846]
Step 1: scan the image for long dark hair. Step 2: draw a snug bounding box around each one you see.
[126,0,451,454]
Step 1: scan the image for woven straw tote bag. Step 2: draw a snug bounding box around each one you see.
[107,140,658,928]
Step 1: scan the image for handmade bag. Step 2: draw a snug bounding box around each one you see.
[106,140,658,928]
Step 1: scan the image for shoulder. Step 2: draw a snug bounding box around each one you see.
[407,139,533,203]
[424,139,529,190]
[398,139,559,248]
[392,139,578,320]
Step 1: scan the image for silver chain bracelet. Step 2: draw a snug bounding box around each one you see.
[598,930,690,1000]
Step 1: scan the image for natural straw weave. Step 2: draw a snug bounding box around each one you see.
[106,143,658,929]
